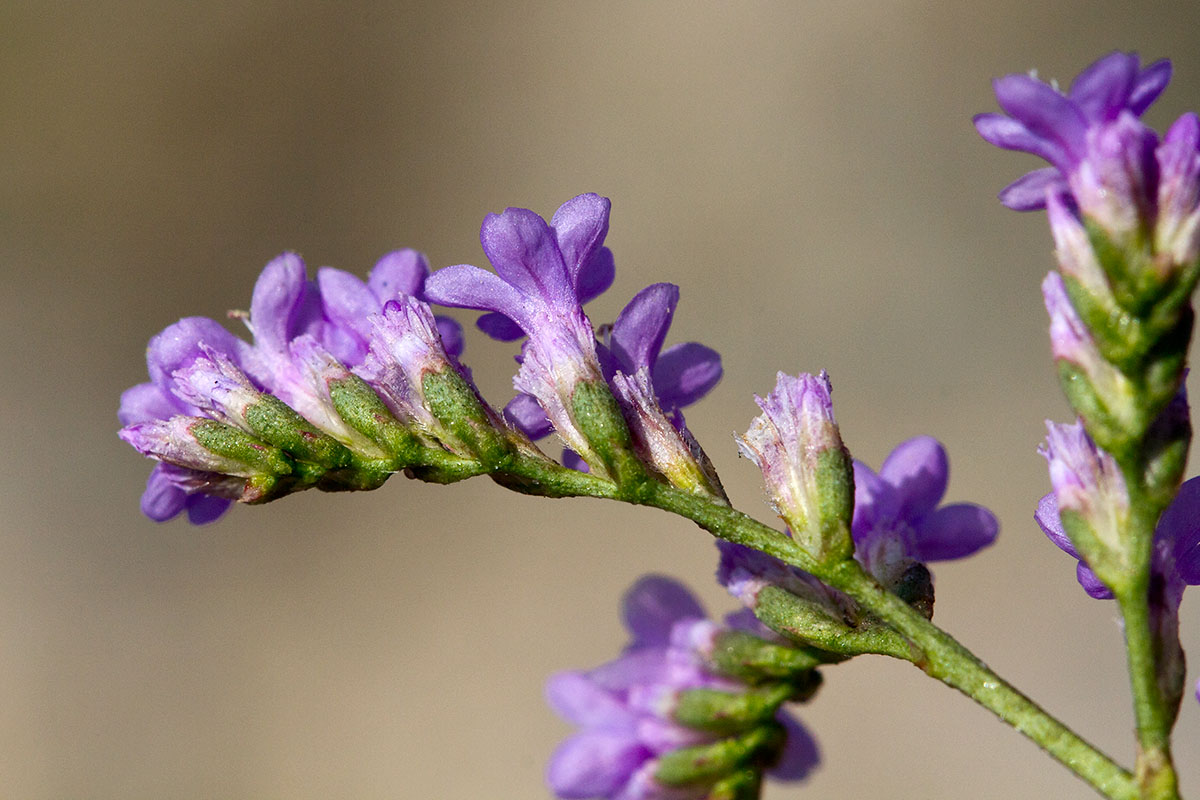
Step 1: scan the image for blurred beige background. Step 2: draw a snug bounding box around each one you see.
[5,1,1200,797]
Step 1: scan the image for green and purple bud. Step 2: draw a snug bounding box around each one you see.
[736,371,854,566]
[610,368,725,499]
[1040,419,1131,589]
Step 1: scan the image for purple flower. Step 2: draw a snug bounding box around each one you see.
[977,52,1200,280]
[546,576,818,799]
[506,283,722,443]
[423,194,617,472]
[317,249,463,365]
[118,316,253,524]
[120,249,455,523]
[974,51,1171,212]
[852,437,999,578]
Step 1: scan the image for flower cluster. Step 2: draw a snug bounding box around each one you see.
[119,250,472,524]
[546,575,819,799]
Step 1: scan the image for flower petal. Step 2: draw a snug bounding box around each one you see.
[621,575,706,648]
[1034,492,1079,558]
[577,246,616,305]
[878,436,949,522]
[1162,476,1200,585]
[480,207,572,303]
[911,502,998,561]
[1068,52,1138,121]
[368,249,428,302]
[992,73,1088,163]
[318,266,376,346]
[546,730,645,799]
[546,671,636,728]
[504,392,553,439]
[550,193,612,292]
[146,317,247,397]
[423,264,533,329]
[997,167,1067,211]
[139,465,187,521]
[248,252,317,355]
[1078,561,1114,599]
[475,311,526,341]
[434,316,464,358]
[652,342,722,410]
[1129,59,1173,116]
[119,382,181,425]
[973,113,1069,167]
[610,284,679,372]
[185,493,232,525]
[768,709,820,781]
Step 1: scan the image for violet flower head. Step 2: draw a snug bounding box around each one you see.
[546,576,818,799]
[974,51,1171,213]
[118,316,255,524]
[852,437,999,580]
[423,194,615,470]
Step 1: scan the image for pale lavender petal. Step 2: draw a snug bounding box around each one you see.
[998,167,1068,211]
[622,575,706,648]
[1129,59,1173,116]
[480,207,572,302]
[503,392,552,439]
[911,503,998,561]
[611,284,678,372]
[368,249,427,302]
[546,731,645,799]
[652,343,722,410]
[1034,492,1079,558]
[434,316,464,358]
[1068,52,1137,121]
[317,266,376,345]
[577,247,616,304]
[588,649,674,691]
[550,193,612,291]
[546,671,636,728]
[249,252,314,355]
[768,710,820,781]
[476,311,525,341]
[423,264,534,329]
[119,383,181,425]
[185,493,232,525]
[635,716,708,755]
[146,317,246,394]
[140,465,188,521]
[878,436,949,522]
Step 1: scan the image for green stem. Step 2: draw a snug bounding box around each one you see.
[634,483,1139,800]
[1117,587,1179,800]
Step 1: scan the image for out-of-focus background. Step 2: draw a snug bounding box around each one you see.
[5,1,1200,797]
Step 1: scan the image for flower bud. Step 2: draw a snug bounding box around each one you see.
[1040,419,1131,589]
[736,372,854,565]
[610,368,725,499]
